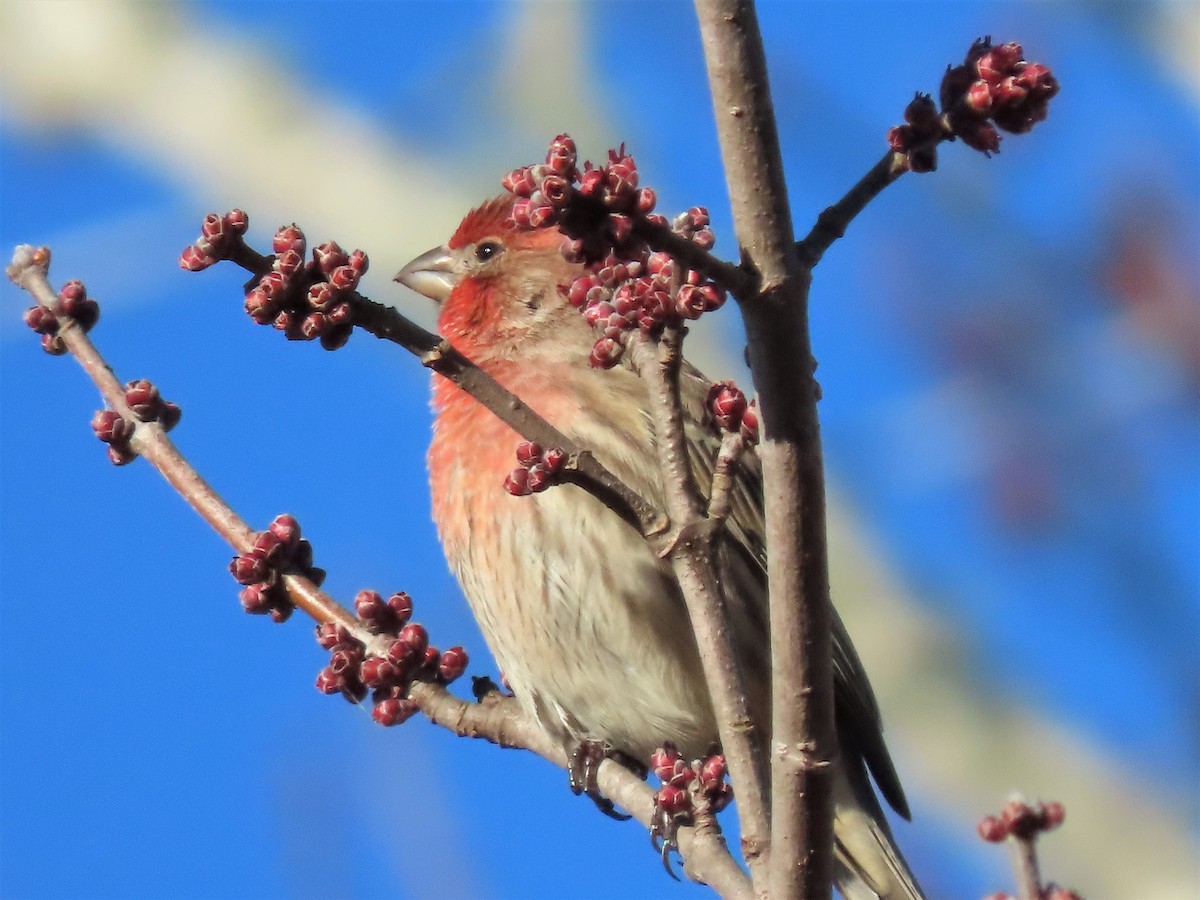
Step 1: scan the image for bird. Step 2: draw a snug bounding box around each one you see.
[396,194,923,899]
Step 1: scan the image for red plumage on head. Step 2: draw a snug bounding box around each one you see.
[449,195,518,250]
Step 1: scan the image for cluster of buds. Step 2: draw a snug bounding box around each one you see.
[504,441,567,496]
[979,799,1082,900]
[706,381,760,444]
[242,226,366,350]
[505,137,726,369]
[943,38,1059,154]
[314,590,469,726]
[567,209,724,369]
[228,514,324,623]
[888,38,1058,171]
[23,279,101,355]
[89,380,181,466]
[977,797,1065,843]
[504,135,657,263]
[179,209,249,271]
[179,214,367,351]
[649,741,733,827]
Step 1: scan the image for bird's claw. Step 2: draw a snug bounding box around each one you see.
[650,795,683,880]
[568,739,633,821]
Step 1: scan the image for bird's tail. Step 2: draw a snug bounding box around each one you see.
[832,762,925,900]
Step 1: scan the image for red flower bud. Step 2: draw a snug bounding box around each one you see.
[91,409,133,445]
[239,582,275,615]
[179,245,216,272]
[359,656,399,688]
[588,336,624,369]
[315,666,344,695]
[23,306,59,335]
[515,441,543,468]
[656,783,691,817]
[504,467,531,496]
[397,622,428,658]
[372,697,418,726]
[273,224,306,257]
[438,646,469,683]
[268,514,301,547]
[229,552,269,586]
[386,592,413,624]
[976,815,1008,843]
[124,379,163,422]
[224,209,248,234]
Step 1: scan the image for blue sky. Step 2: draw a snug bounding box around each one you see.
[2,2,1197,898]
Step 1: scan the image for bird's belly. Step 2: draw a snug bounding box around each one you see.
[448,482,718,762]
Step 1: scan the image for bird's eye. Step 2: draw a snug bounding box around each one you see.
[475,241,503,262]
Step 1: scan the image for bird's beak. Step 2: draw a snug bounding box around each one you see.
[394,245,459,303]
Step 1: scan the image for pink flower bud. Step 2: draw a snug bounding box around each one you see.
[656,783,690,817]
[541,447,567,473]
[229,552,269,586]
[315,621,346,650]
[964,80,993,115]
[124,379,162,422]
[650,743,680,781]
[224,209,249,234]
[355,589,389,625]
[268,514,301,547]
[273,224,306,256]
[329,265,359,291]
[588,336,624,369]
[515,441,543,468]
[359,656,399,688]
[740,402,760,444]
[372,697,418,726]
[315,666,344,695]
[200,213,227,242]
[438,646,469,683]
[313,241,348,275]
[23,306,58,335]
[239,582,275,615]
[504,467,531,496]
[348,249,369,273]
[545,133,577,177]
[1042,801,1065,831]
[386,592,413,624]
[707,382,747,432]
[91,409,133,445]
[397,622,428,658]
[976,815,1008,843]
[179,245,216,271]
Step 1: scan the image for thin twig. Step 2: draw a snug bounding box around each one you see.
[695,1,838,897]
[219,240,662,537]
[795,150,909,269]
[626,331,771,886]
[706,431,746,524]
[1011,836,1043,900]
[634,215,754,297]
[8,242,753,900]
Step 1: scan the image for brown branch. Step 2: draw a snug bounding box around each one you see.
[626,331,771,885]
[706,431,746,524]
[1011,835,1044,900]
[695,1,838,898]
[795,150,909,269]
[410,682,754,900]
[218,240,662,537]
[634,215,754,297]
[9,243,751,898]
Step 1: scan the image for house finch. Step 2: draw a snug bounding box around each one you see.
[397,195,922,899]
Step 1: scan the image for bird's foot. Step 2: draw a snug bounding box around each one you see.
[650,784,693,880]
[567,739,634,821]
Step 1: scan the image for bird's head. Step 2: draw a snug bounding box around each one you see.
[396,195,582,360]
